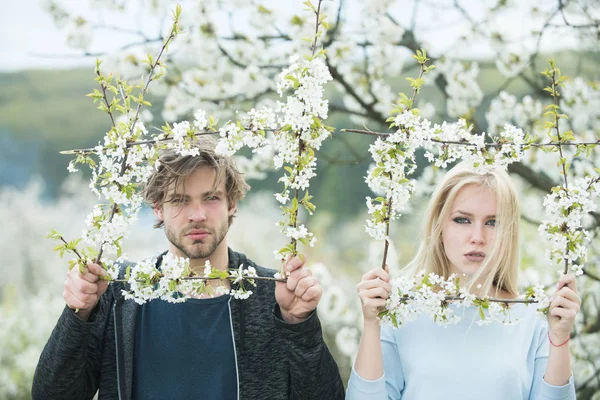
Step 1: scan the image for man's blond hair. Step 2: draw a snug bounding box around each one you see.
[142,136,250,228]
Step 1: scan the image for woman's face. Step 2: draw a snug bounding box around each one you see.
[441,184,497,278]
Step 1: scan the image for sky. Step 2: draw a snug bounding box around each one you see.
[0,0,586,72]
[0,0,89,71]
[0,0,161,71]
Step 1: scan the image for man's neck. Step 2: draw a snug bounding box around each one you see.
[172,242,229,275]
[168,242,231,294]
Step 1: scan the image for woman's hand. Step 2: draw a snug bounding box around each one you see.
[357,267,392,324]
[547,274,581,344]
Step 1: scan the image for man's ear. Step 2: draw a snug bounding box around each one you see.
[228,202,237,217]
[153,202,164,221]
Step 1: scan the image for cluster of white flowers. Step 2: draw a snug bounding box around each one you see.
[486,91,543,135]
[364,111,428,240]
[365,110,526,240]
[121,253,259,304]
[539,177,600,275]
[228,264,259,300]
[561,77,600,133]
[67,120,162,260]
[424,121,526,172]
[434,59,484,118]
[284,224,317,247]
[64,107,265,304]
[495,46,531,78]
[272,54,332,190]
[525,284,551,311]
[380,272,550,328]
[214,53,333,260]
[65,16,93,50]
[215,109,276,157]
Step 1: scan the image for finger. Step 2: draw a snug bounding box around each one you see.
[556,286,581,305]
[286,267,312,292]
[71,276,100,295]
[360,287,390,301]
[65,288,97,310]
[67,267,98,284]
[284,255,306,274]
[301,285,322,303]
[357,278,392,293]
[87,262,108,277]
[79,271,100,284]
[294,276,318,298]
[549,296,580,314]
[97,280,109,296]
[557,274,577,292]
[64,291,86,310]
[549,306,577,321]
[361,268,390,283]
[68,271,99,293]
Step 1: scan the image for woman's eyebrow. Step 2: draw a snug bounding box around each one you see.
[453,210,496,218]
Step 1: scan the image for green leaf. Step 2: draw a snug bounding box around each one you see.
[47,229,62,240]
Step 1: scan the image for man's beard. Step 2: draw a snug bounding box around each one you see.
[165,220,229,259]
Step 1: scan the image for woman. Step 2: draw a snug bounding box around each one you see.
[347,163,579,400]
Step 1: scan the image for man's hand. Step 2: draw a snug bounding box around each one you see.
[64,262,109,321]
[275,256,322,324]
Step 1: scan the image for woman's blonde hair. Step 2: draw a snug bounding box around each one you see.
[403,163,520,296]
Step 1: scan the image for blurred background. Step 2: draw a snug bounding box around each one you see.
[1,0,599,398]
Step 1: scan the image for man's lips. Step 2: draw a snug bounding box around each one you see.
[186,230,209,240]
[464,251,485,262]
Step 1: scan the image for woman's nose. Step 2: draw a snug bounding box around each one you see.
[469,225,485,244]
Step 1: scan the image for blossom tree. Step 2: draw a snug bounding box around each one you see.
[37,0,600,397]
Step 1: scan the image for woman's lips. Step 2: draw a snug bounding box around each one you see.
[464,252,485,262]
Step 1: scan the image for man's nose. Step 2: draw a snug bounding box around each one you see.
[188,202,207,222]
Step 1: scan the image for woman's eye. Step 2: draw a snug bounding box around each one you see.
[207,196,219,201]
[453,217,470,224]
[486,219,496,227]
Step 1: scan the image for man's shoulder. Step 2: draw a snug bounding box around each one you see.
[253,264,278,278]
[228,248,278,278]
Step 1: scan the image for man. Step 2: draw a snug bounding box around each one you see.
[32,136,344,399]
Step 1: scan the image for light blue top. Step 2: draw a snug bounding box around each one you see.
[346,304,576,400]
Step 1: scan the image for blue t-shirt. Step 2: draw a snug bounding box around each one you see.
[132,294,237,400]
[346,304,576,400]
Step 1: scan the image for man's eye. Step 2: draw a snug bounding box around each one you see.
[453,217,470,224]
[486,219,496,227]
[171,198,186,204]
[207,196,220,201]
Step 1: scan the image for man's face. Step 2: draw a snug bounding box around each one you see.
[154,167,235,260]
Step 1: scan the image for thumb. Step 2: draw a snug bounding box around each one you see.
[87,262,107,277]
